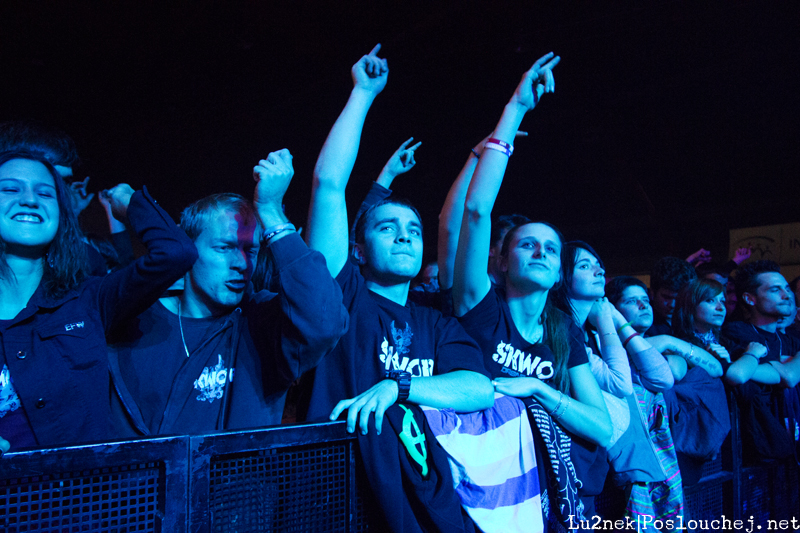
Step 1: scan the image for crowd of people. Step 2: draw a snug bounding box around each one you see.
[1,45,798,532]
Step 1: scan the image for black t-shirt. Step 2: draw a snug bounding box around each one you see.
[456,288,606,500]
[112,302,229,434]
[456,287,588,385]
[721,320,800,363]
[303,261,489,422]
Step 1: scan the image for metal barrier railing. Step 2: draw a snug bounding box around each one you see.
[1,399,798,532]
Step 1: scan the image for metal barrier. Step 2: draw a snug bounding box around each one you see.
[0,422,367,533]
[1,406,799,532]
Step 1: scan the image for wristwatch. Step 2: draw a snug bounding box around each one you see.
[385,370,412,402]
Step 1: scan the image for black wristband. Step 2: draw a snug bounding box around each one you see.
[385,370,412,402]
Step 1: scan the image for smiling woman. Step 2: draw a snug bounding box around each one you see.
[0,150,197,454]
[0,153,87,310]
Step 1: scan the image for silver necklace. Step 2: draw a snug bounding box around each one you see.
[178,299,191,358]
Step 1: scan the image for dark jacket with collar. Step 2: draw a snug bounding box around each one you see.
[108,232,348,436]
[0,188,197,448]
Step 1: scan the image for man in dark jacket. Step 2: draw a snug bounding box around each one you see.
[109,149,348,436]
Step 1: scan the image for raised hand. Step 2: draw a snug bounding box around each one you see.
[686,248,712,267]
[351,44,389,96]
[100,183,135,222]
[509,52,561,112]
[68,177,95,215]
[377,137,422,187]
[253,149,294,212]
[733,247,752,265]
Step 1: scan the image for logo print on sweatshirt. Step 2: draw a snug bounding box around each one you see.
[492,341,554,379]
[379,321,434,377]
[194,355,235,403]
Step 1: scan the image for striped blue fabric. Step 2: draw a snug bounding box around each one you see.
[422,393,544,533]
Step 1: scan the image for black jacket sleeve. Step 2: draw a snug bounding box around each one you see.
[96,187,198,331]
[253,232,349,389]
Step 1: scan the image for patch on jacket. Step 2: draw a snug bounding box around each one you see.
[194,355,234,403]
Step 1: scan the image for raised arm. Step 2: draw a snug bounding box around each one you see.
[453,53,559,316]
[306,44,388,277]
[252,149,349,386]
[438,133,525,291]
[348,138,420,247]
[97,184,198,329]
[99,188,135,268]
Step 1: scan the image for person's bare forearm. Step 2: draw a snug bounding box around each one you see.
[409,370,494,412]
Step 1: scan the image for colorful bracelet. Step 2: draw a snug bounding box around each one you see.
[616,321,634,333]
[486,138,514,154]
[484,142,513,157]
[622,331,640,349]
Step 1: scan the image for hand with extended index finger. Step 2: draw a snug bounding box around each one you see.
[386,137,422,175]
[68,177,95,215]
[352,44,389,96]
[253,149,294,211]
[509,52,561,112]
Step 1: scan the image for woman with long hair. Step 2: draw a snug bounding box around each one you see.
[452,54,612,531]
[557,247,683,525]
[0,151,196,453]
[672,278,768,386]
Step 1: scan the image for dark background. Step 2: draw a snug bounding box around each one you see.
[2,1,798,274]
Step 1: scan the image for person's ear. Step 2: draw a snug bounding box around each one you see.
[352,244,367,266]
[498,254,509,273]
[743,292,755,306]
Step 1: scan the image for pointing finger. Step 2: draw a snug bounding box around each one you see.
[408,141,422,151]
[369,43,381,57]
